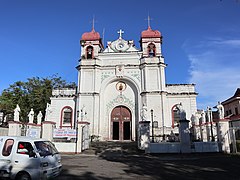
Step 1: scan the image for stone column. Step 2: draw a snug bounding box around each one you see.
[8,121,22,136]
[179,119,191,153]
[138,121,150,150]
[216,119,230,153]
[42,121,56,141]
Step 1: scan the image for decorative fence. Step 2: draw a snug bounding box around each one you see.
[6,120,90,153]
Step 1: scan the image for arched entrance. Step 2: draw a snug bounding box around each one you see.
[111,106,131,141]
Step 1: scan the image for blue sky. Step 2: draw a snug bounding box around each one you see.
[0,0,240,110]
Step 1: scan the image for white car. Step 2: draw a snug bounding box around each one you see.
[0,136,62,180]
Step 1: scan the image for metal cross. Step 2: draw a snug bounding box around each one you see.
[90,15,97,30]
[117,29,124,39]
[145,14,152,28]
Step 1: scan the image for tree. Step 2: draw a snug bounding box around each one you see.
[0,75,76,123]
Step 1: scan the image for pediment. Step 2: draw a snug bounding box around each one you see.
[104,38,138,53]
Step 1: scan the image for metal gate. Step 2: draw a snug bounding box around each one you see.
[82,125,90,151]
[229,127,240,153]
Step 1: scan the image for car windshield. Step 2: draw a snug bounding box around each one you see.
[34,141,59,157]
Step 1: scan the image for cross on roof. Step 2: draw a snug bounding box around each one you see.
[145,14,152,28]
[117,29,124,39]
[90,15,97,31]
[92,17,95,30]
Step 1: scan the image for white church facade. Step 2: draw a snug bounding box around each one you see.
[48,24,198,141]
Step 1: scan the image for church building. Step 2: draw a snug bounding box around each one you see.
[48,23,198,141]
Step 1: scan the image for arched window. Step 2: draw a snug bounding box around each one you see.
[86,46,93,59]
[60,106,73,128]
[147,43,156,57]
[171,105,180,128]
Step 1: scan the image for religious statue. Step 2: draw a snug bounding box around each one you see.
[37,111,43,125]
[206,106,212,122]
[81,105,87,121]
[14,104,21,122]
[44,103,52,121]
[176,103,186,120]
[28,108,34,124]
[216,101,224,119]
[200,110,206,124]
[140,104,148,121]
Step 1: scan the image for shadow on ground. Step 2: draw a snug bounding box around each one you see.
[57,142,240,180]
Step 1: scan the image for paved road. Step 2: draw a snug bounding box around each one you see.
[56,152,240,180]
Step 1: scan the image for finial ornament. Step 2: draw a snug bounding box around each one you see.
[117,29,124,39]
[145,14,152,28]
[91,15,96,31]
[92,16,95,30]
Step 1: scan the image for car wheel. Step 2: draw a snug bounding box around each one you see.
[16,172,31,180]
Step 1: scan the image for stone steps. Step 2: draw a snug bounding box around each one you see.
[82,141,144,155]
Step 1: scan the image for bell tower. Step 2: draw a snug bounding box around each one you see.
[140,19,167,130]
[80,25,103,60]
[140,20,166,92]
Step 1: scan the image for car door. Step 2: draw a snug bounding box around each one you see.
[12,141,41,179]
[34,141,61,178]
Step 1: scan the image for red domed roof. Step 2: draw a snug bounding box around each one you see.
[81,29,101,41]
[141,26,161,38]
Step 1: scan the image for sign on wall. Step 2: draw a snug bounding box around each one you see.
[26,128,41,138]
[53,128,76,138]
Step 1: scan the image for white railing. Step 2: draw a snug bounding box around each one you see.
[52,89,76,97]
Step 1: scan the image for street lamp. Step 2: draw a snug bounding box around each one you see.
[151,109,154,143]
[75,110,79,154]
[209,108,215,141]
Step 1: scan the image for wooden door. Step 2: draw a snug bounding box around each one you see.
[111,106,131,140]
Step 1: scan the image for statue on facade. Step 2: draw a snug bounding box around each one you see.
[176,103,186,120]
[216,101,224,119]
[140,104,148,121]
[28,108,34,124]
[37,111,43,125]
[200,110,206,124]
[14,104,21,122]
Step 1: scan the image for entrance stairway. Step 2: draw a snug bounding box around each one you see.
[82,141,144,156]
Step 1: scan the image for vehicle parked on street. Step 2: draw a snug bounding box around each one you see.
[0,136,62,180]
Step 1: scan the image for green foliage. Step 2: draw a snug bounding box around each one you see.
[0,75,76,123]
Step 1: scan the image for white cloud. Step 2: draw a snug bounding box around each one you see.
[184,38,240,109]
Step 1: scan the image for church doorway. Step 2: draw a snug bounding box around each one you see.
[111,106,131,141]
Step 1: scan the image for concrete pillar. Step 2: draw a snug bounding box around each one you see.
[216,119,230,153]
[206,123,212,142]
[138,121,150,150]
[42,121,56,141]
[8,121,22,136]
[194,125,201,141]
[201,124,208,142]
[179,119,191,153]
